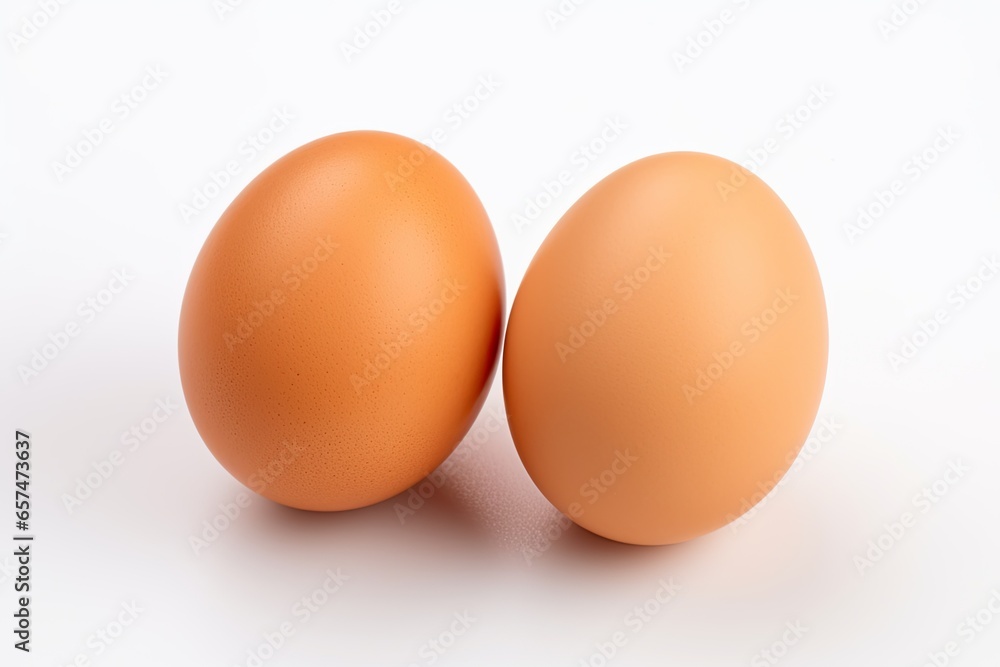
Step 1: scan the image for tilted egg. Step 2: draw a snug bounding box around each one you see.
[179,131,504,511]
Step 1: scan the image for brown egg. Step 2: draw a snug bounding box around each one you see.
[179,131,504,511]
[503,152,828,545]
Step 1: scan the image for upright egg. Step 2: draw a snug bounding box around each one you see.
[179,131,504,511]
[503,152,827,545]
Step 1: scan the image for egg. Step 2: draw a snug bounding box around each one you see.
[179,131,504,511]
[503,152,828,545]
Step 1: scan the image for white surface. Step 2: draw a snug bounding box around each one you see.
[3,1,1000,665]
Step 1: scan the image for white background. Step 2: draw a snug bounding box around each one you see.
[3,0,1000,665]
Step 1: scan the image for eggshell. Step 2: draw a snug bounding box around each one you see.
[179,131,504,511]
[503,152,828,545]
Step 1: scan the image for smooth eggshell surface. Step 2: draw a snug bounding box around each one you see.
[179,131,504,511]
[503,152,828,545]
